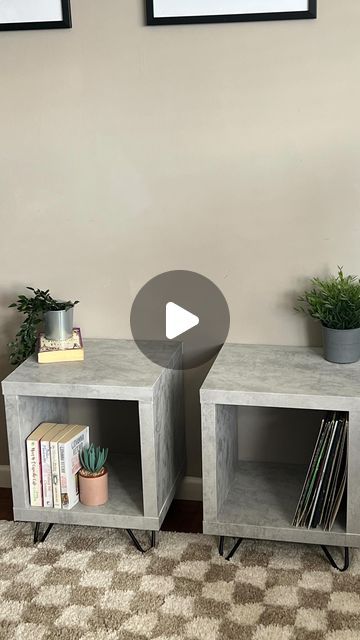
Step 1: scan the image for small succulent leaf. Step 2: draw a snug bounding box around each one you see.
[89,447,95,472]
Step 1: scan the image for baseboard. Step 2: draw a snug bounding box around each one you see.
[0,465,11,489]
[176,476,202,501]
[159,465,186,526]
[0,465,202,501]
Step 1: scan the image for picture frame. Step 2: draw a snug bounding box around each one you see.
[0,0,71,32]
[146,0,317,26]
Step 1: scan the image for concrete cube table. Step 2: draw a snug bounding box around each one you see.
[201,344,360,569]
[2,339,185,549]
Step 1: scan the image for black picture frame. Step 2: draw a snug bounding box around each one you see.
[0,0,71,31]
[146,0,316,25]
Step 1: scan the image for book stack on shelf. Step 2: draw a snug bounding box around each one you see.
[293,411,348,531]
[26,422,89,510]
[37,328,84,363]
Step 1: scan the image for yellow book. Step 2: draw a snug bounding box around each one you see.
[38,328,84,364]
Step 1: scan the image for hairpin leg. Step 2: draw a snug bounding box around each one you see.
[126,529,147,553]
[40,523,54,543]
[321,546,350,572]
[126,529,156,553]
[225,537,243,561]
[33,522,40,544]
[33,522,53,544]
[218,536,243,561]
[151,531,157,548]
[219,536,225,557]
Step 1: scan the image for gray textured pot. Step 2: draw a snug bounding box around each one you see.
[44,307,73,341]
[322,326,360,364]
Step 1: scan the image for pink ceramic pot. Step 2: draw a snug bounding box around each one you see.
[79,468,108,506]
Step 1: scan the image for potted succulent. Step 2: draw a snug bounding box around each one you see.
[79,444,109,506]
[296,267,360,364]
[9,287,79,364]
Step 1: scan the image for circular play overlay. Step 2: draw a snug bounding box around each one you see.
[130,270,230,370]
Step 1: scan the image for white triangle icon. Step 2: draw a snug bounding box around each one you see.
[166,302,199,340]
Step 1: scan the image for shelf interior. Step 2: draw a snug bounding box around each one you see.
[218,461,346,533]
[219,461,304,528]
[215,405,347,534]
[73,453,143,517]
[23,397,144,517]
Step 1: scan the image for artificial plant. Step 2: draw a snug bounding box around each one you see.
[79,444,108,476]
[296,267,360,330]
[8,287,79,365]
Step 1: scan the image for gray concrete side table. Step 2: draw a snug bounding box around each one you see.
[201,344,360,570]
[2,339,185,551]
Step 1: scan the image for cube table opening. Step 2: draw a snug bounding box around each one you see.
[20,396,144,518]
[215,405,346,532]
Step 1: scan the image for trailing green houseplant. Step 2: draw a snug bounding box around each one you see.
[79,444,109,506]
[296,267,360,363]
[8,287,78,365]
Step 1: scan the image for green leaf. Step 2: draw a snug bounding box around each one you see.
[80,443,108,475]
[296,267,360,330]
[8,287,79,364]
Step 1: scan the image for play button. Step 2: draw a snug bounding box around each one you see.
[130,270,230,370]
[166,302,199,340]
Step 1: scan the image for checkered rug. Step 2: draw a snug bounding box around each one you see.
[0,521,359,640]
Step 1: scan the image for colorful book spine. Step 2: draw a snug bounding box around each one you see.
[50,439,63,509]
[26,423,56,507]
[40,438,54,508]
[60,426,89,510]
[27,438,42,507]
[41,423,72,508]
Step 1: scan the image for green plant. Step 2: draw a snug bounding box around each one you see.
[296,267,360,330]
[80,444,108,476]
[8,287,79,365]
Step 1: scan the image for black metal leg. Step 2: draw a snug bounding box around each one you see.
[219,536,225,557]
[218,536,243,561]
[126,529,157,553]
[33,522,54,544]
[126,529,147,553]
[34,523,154,551]
[33,522,41,544]
[151,531,157,548]
[225,538,243,561]
[40,523,54,543]
[321,546,350,572]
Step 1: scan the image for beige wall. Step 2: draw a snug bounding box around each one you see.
[1,0,360,473]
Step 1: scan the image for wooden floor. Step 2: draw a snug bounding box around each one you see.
[0,488,203,534]
[0,489,13,522]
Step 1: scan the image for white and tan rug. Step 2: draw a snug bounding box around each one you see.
[0,521,359,640]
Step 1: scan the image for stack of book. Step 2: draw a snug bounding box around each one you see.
[37,328,84,363]
[292,411,348,531]
[26,422,89,510]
